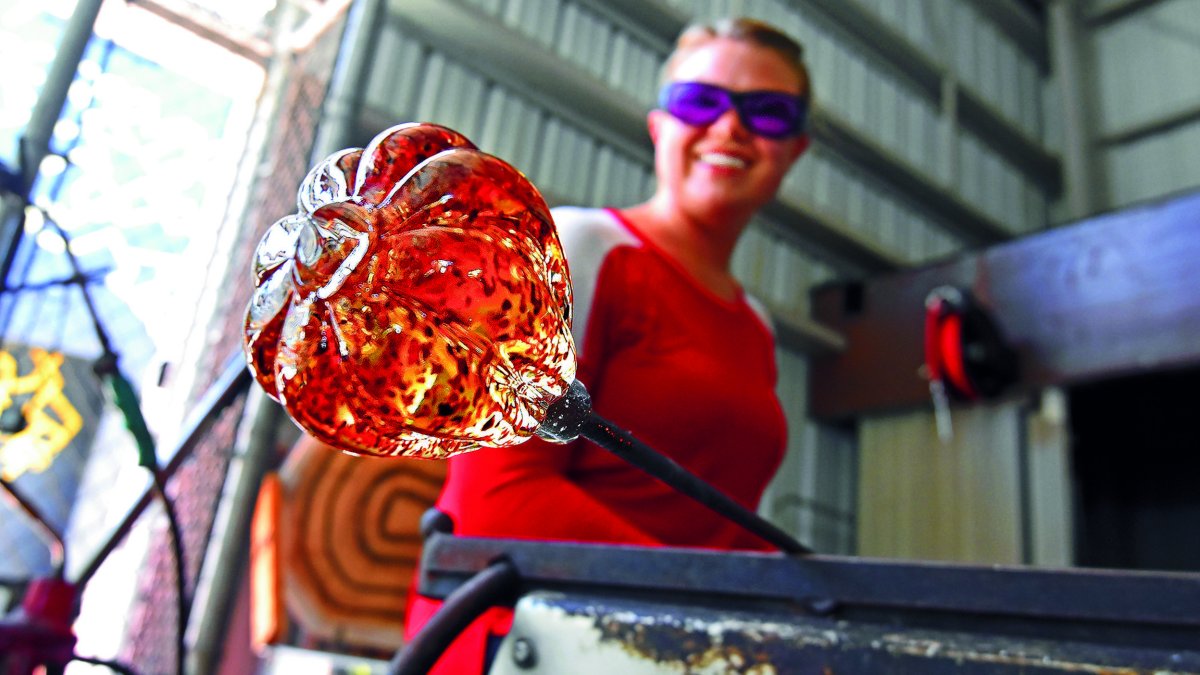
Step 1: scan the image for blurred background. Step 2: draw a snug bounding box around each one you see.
[0,0,1197,672]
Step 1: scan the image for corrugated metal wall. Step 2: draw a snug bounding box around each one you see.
[1085,0,1200,210]
[340,0,1059,554]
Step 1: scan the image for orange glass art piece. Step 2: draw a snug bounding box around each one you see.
[244,123,575,458]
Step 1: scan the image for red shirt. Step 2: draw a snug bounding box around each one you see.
[404,207,788,670]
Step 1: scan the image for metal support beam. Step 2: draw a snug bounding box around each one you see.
[1100,101,1200,147]
[812,112,1013,245]
[310,0,387,162]
[1086,0,1174,26]
[768,306,847,358]
[0,0,103,295]
[18,0,103,193]
[127,0,272,65]
[573,0,684,53]
[802,0,1061,195]
[961,0,1049,71]
[187,388,284,675]
[807,190,1200,420]
[1047,0,1106,219]
[75,357,253,586]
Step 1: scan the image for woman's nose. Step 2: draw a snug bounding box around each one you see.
[708,107,752,140]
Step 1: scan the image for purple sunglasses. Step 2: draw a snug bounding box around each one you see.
[658,81,808,139]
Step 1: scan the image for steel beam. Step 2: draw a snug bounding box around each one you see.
[962,0,1049,71]
[1086,0,1175,26]
[1048,0,1106,219]
[808,190,1200,420]
[802,0,1061,195]
[1100,101,1200,147]
[419,534,1200,649]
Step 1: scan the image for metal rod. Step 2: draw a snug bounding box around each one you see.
[187,389,283,675]
[0,0,105,342]
[46,219,114,358]
[0,268,110,294]
[75,355,251,586]
[0,475,66,576]
[1048,0,1105,219]
[19,0,104,193]
[581,414,812,555]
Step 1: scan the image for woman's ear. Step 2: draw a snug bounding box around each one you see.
[647,109,664,144]
[790,133,811,161]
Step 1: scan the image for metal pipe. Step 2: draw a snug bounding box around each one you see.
[308,0,386,162]
[0,0,104,325]
[1047,0,1106,219]
[186,388,283,675]
[537,379,812,554]
[0,475,66,577]
[188,1,375,668]
[19,0,104,192]
[1085,0,1172,27]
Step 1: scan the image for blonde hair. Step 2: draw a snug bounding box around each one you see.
[661,17,811,97]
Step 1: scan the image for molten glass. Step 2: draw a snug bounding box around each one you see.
[244,123,575,458]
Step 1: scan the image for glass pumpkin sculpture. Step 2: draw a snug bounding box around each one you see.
[243,123,575,459]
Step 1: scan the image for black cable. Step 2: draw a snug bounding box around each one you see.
[70,653,141,675]
[0,268,110,294]
[388,559,520,675]
[38,214,189,674]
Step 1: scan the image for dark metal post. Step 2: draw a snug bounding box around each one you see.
[0,0,104,286]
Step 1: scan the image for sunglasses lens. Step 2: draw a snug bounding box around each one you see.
[740,94,804,138]
[662,83,729,126]
[660,83,807,138]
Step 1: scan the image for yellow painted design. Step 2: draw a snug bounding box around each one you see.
[0,349,83,480]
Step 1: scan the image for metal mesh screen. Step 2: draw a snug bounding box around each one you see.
[110,7,347,670]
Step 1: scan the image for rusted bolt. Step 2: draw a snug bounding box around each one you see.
[512,637,537,669]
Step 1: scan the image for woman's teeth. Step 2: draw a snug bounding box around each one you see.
[700,152,746,169]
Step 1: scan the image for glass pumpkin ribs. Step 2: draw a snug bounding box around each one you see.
[243,123,575,459]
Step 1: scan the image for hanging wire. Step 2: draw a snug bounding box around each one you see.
[69,653,141,675]
[0,209,42,353]
[11,275,49,353]
[1,19,173,672]
[0,474,66,576]
[45,278,69,356]
[42,212,190,675]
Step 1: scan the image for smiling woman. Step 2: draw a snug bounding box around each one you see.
[405,16,815,675]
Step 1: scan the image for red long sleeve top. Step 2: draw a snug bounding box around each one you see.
[404,207,788,672]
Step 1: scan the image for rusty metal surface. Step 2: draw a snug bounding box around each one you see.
[488,591,1197,674]
[807,189,1200,420]
[420,535,1200,672]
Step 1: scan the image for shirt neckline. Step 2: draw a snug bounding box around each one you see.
[603,207,748,312]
